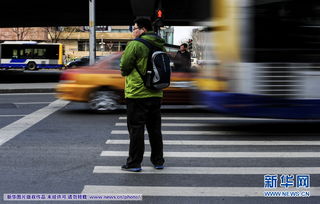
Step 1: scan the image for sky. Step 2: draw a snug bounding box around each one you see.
[173,26,199,45]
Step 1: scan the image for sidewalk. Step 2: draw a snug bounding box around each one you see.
[0,83,58,93]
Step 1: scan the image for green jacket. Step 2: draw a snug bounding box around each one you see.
[120,32,165,98]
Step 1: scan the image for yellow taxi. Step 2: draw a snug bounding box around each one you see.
[56,53,196,111]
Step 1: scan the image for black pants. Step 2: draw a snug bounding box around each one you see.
[126,97,165,168]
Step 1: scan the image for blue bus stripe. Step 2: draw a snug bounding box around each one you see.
[0,64,63,69]
[10,59,27,63]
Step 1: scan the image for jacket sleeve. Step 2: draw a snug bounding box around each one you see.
[120,41,137,76]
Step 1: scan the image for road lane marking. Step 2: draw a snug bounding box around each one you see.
[106,139,320,146]
[119,116,283,121]
[93,166,320,174]
[0,99,69,146]
[100,151,320,158]
[82,186,320,197]
[115,122,213,127]
[14,102,51,105]
[111,130,228,135]
[0,115,26,117]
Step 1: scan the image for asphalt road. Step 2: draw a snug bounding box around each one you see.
[1,93,320,203]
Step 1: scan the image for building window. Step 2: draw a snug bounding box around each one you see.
[78,40,128,52]
[78,41,89,51]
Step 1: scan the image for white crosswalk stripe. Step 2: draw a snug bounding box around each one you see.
[93,166,320,175]
[106,139,320,146]
[115,122,213,127]
[100,151,320,158]
[82,115,319,198]
[111,130,230,135]
[119,116,284,121]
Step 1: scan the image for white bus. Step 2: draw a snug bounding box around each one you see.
[0,41,65,70]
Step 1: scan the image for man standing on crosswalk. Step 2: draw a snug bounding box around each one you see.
[120,17,165,172]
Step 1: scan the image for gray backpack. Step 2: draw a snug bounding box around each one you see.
[134,38,171,90]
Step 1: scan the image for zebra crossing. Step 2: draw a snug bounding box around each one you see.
[81,115,320,198]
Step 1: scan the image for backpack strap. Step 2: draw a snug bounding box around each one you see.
[133,37,163,86]
[134,37,163,51]
[134,38,154,50]
[132,38,154,84]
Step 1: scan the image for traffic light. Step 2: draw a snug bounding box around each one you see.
[156,9,163,18]
[154,9,164,27]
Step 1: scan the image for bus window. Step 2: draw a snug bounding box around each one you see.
[34,47,44,59]
[34,48,45,58]
[12,49,18,59]
[19,49,25,58]
[25,48,33,58]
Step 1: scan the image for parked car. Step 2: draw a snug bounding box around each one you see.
[66,56,104,68]
[56,53,197,112]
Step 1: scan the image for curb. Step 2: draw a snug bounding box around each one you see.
[0,88,55,93]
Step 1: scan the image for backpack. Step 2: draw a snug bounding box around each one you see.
[134,37,171,90]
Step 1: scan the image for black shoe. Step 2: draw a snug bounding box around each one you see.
[121,165,142,172]
[154,165,164,170]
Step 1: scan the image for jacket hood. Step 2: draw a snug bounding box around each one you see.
[140,32,165,48]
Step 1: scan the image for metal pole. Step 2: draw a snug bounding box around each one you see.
[89,0,96,65]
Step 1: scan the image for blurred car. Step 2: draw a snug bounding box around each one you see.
[56,53,197,112]
[66,56,104,68]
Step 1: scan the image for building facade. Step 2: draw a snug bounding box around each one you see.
[0,26,174,62]
[61,26,133,61]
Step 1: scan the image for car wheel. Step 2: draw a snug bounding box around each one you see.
[27,61,37,71]
[89,90,119,112]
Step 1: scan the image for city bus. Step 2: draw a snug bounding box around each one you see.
[196,0,320,119]
[0,41,65,70]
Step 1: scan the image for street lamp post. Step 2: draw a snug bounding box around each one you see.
[89,0,96,65]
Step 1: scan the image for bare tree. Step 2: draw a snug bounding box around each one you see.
[191,28,204,60]
[12,27,31,40]
[45,26,78,43]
